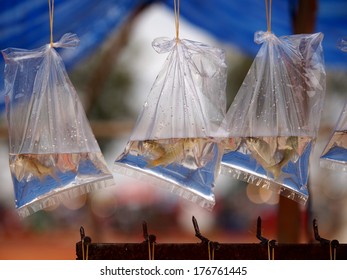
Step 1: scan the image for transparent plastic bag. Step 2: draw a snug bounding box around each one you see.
[221,31,326,204]
[320,101,347,172]
[114,37,227,210]
[320,38,347,172]
[2,33,115,218]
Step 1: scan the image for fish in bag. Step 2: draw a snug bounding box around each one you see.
[114,37,227,210]
[320,38,347,172]
[221,30,326,204]
[2,33,115,218]
[320,109,347,172]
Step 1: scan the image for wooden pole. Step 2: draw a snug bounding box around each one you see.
[277,0,318,243]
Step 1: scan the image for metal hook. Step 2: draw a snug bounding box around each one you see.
[192,216,210,244]
[256,216,267,244]
[142,221,156,243]
[256,216,275,245]
[313,218,339,259]
[256,217,276,259]
[143,221,149,241]
[80,226,85,240]
[313,218,330,244]
[80,226,91,261]
[192,216,220,251]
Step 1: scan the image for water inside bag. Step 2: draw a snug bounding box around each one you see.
[10,152,113,217]
[221,136,313,203]
[114,138,224,210]
[320,130,347,172]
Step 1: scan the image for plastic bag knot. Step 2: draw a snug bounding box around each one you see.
[337,37,347,52]
[254,31,276,44]
[52,33,80,49]
[152,37,176,54]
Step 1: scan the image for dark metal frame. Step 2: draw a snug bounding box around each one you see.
[76,216,346,260]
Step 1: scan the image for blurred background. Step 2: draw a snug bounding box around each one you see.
[0,0,347,259]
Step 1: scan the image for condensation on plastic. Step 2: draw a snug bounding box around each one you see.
[2,33,115,218]
[221,31,326,204]
[114,37,227,210]
[131,37,227,140]
[320,37,347,172]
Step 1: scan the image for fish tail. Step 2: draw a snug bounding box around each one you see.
[146,159,160,168]
[37,168,59,182]
[267,165,281,180]
[147,154,175,168]
[267,153,293,180]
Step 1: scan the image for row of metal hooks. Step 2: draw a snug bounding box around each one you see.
[77,216,343,260]
[255,217,340,260]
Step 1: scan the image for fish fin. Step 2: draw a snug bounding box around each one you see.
[37,169,58,182]
[146,159,159,168]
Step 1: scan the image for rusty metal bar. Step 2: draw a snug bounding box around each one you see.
[76,217,347,260]
[76,242,347,260]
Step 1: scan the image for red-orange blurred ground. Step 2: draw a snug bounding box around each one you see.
[0,230,78,260]
[0,189,311,260]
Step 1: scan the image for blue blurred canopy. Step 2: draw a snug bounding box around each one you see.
[0,0,347,111]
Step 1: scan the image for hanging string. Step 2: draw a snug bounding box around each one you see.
[265,0,272,32]
[174,0,180,41]
[48,0,54,47]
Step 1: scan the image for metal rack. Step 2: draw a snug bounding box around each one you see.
[76,216,346,260]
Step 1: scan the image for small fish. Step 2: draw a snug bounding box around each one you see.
[183,138,199,154]
[56,153,78,173]
[147,138,198,168]
[246,137,279,168]
[147,140,184,168]
[181,138,202,168]
[333,130,347,149]
[267,148,294,179]
[267,136,298,179]
[13,154,58,182]
[142,140,166,159]
[223,137,241,152]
